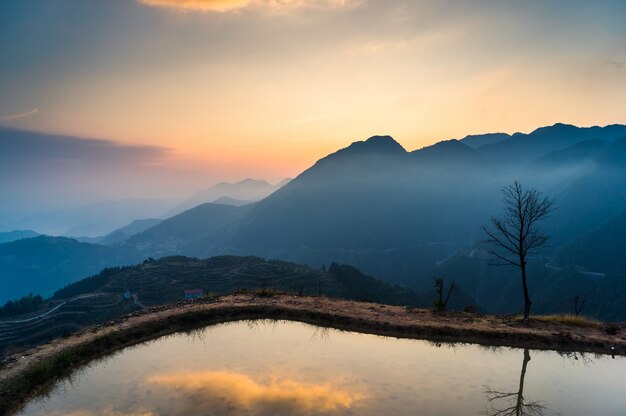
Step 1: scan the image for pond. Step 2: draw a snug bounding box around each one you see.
[17,320,626,416]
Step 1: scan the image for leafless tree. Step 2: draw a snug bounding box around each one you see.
[432,276,460,312]
[570,295,587,317]
[482,182,554,323]
[483,349,546,416]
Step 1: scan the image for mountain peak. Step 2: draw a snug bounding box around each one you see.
[344,135,406,154]
[529,122,579,136]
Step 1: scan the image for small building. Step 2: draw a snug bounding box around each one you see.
[184,289,204,300]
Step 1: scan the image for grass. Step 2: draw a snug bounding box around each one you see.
[532,313,600,327]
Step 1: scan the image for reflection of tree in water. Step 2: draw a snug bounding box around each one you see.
[310,326,331,342]
[558,351,594,367]
[483,349,546,416]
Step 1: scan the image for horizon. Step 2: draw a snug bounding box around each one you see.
[0,120,624,221]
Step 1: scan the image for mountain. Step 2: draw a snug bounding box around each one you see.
[129,135,493,284]
[97,218,163,245]
[167,178,288,216]
[477,123,626,165]
[6,198,179,237]
[555,209,626,277]
[212,196,253,207]
[126,203,252,257]
[0,236,142,304]
[5,123,626,318]
[125,123,626,289]
[531,139,608,167]
[460,133,511,149]
[412,139,479,166]
[0,256,431,354]
[0,230,40,244]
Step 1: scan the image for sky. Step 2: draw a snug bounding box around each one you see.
[1,0,626,209]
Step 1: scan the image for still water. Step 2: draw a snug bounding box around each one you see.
[18,320,626,416]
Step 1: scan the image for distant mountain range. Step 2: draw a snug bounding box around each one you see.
[3,123,626,320]
[0,230,39,244]
[166,178,290,216]
[123,123,626,281]
[4,198,179,237]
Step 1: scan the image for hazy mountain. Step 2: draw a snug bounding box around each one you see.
[0,230,40,244]
[477,123,626,165]
[5,123,626,318]
[6,198,179,237]
[126,203,252,257]
[167,178,288,216]
[412,139,479,166]
[98,218,163,245]
[212,196,253,206]
[0,236,142,304]
[126,123,626,290]
[459,133,511,149]
[555,209,626,277]
[531,139,608,167]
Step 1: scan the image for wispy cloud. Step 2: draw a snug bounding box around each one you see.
[0,127,170,165]
[138,0,350,13]
[0,108,38,121]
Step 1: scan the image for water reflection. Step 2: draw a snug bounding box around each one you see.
[483,349,545,416]
[146,370,365,415]
[16,320,626,416]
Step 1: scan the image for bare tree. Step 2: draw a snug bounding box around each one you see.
[482,182,554,323]
[570,295,588,317]
[432,276,460,312]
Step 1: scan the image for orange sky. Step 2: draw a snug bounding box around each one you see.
[1,0,626,182]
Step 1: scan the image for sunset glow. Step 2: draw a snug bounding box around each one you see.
[1,1,626,189]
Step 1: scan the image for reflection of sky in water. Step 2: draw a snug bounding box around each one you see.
[146,370,364,414]
[18,320,626,416]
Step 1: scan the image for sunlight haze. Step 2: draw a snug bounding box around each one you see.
[1,0,625,183]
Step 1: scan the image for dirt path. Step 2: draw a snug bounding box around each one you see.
[1,294,625,414]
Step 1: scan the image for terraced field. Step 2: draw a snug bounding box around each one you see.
[0,256,419,356]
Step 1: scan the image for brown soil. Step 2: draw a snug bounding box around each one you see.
[1,294,625,414]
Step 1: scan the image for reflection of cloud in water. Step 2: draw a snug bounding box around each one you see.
[50,408,155,416]
[146,370,365,415]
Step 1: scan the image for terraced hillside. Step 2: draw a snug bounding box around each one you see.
[0,256,423,356]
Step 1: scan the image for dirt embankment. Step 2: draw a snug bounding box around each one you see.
[1,294,625,414]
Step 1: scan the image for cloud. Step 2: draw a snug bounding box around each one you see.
[0,127,170,166]
[147,370,365,414]
[0,108,38,121]
[137,0,350,13]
